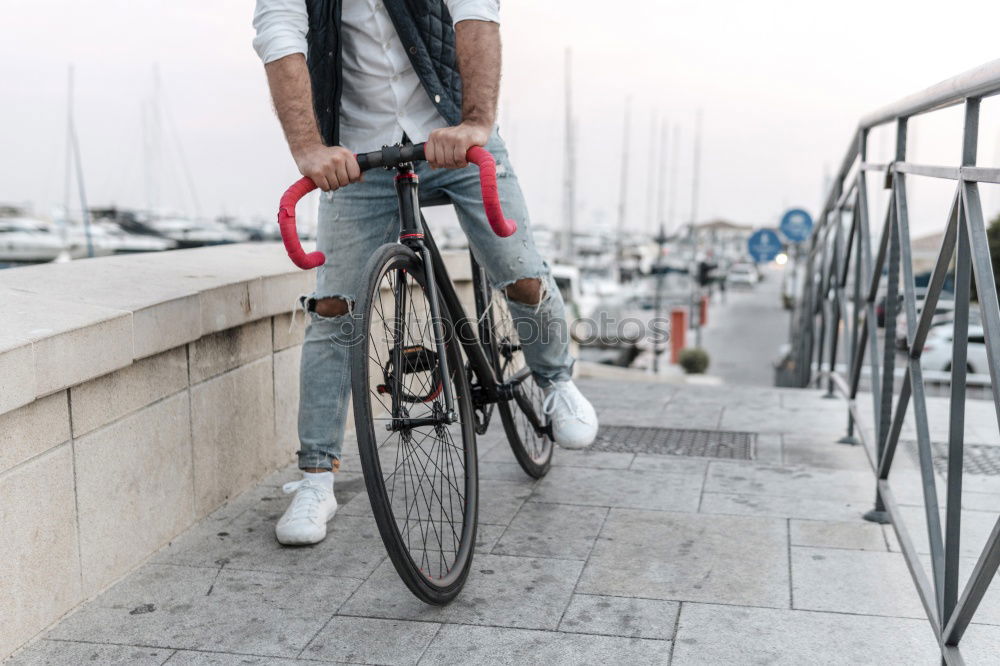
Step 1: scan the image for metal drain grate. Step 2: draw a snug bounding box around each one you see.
[592,426,756,460]
[904,440,1000,476]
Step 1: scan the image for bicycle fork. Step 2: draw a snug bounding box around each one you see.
[391,164,457,427]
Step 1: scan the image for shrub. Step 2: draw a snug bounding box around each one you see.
[678,347,710,374]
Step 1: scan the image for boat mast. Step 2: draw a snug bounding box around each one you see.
[652,120,669,373]
[668,125,680,232]
[67,65,94,258]
[644,109,658,237]
[62,67,73,246]
[615,96,631,281]
[688,109,703,347]
[562,47,576,264]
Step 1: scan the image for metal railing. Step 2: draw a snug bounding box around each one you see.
[789,59,1000,664]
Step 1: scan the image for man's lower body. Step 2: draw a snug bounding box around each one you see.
[276,130,598,545]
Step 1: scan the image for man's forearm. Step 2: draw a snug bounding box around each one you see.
[264,53,360,191]
[454,20,501,130]
[265,53,323,154]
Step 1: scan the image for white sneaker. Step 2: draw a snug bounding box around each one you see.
[275,475,338,546]
[542,380,599,450]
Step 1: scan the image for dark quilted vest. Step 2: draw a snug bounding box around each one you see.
[305,0,464,146]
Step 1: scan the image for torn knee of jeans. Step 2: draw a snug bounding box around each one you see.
[303,295,355,320]
[505,277,544,306]
[500,274,550,309]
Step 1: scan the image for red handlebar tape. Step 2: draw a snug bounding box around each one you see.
[277,177,325,270]
[277,146,517,270]
[465,146,517,238]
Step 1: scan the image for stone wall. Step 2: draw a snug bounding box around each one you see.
[0,243,474,660]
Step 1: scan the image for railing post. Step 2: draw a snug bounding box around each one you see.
[825,197,845,399]
[838,203,862,445]
[941,96,978,642]
[864,121,904,526]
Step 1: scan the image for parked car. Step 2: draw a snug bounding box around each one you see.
[876,293,895,328]
[728,263,759,287]
[895,291,954,349]
[920,325,988,374]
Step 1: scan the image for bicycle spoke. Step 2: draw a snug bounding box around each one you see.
[362,255,471,583]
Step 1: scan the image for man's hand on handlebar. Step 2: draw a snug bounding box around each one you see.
[425,122,491,169]
[293,145,362,192]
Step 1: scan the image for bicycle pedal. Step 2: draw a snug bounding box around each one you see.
[392,345,438,374]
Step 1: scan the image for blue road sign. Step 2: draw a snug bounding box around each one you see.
[748,229,783,263]
[780,208,813,243]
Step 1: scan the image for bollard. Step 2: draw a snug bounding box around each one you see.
[699,295,709,327]
[670,308,687,363]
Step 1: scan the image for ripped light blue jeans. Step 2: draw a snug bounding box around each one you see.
[297,130,574,470]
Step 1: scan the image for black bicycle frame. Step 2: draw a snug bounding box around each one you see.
[389,162,544,434]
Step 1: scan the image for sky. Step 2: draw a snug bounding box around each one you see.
[2,0,1000,238]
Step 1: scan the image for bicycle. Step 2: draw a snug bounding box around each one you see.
[277,143,554,605]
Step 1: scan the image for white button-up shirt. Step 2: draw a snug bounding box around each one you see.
[253,0,499,153]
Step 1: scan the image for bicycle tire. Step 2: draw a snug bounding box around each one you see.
[482,286,553,478]
[351,243,478,605]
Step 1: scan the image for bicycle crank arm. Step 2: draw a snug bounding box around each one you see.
[509,382,551,439]
[384,415,455,431]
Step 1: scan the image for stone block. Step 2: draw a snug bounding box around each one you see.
[48,564,358,657]
[478,479,533,525]
[791,546,925,618]
[0,290,134,397]
[577,509,789,607]
[70,347,187,436]
[700,491,870,521]
[302,616,440,665]
[156,487,387,581]
[492,502,607,559]
[551,449,636,469]
[164,653,308,666]
[74,393,195,595]
[755,433,783,463]
[782,433,873,471]
[272,312,305,351]
[0,262,202,362]
[0,340,34,415]
[531,466,703,512]
[258,271,311,318]
[33,312,134,396]
[790,519,888,551]
[478,460,537,482]
[188,319,271,384]
[558,594,680,639]
[0,392,69,474]
[340,554,582,630]
[672,602,940,665]
[199,279,264,336]
[5,641,170,665]
[894,503,1000,559]
[705,461,876,502]
[420,624,672,665]
[0,444,81,660]
[272,345,302,464]
[628,454,710,475]
[190,357,276,517]
[132,294,203,359]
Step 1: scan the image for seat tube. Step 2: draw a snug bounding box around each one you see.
[393,165,457,420]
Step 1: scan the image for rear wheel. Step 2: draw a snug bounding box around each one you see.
[351,243,477,605]
[483,286,553,478]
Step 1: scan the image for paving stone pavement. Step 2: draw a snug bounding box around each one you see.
[9,379,1000,665]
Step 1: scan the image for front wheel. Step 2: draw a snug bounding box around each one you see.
[351,243,478,605]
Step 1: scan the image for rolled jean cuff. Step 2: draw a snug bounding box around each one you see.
[531,361,574,389]
[297,450,339,471]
